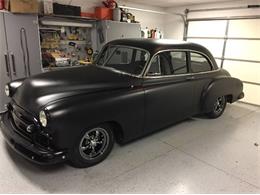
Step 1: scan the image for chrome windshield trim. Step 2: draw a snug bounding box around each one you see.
[96,44,151,78]
[143,48,217,79]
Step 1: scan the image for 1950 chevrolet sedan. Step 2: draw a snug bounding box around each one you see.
[0,39,244,168]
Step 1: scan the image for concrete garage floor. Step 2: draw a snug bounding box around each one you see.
[0,103,259,193]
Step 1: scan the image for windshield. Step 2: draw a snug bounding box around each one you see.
[96,45,149,76]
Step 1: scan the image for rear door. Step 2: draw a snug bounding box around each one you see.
[143,51,195,133]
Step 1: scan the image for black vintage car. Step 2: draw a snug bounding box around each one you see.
[0,39,244,168]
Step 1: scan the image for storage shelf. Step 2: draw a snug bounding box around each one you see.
[60,40,91,45]
[39,27,61,31]
[39,14,97,22]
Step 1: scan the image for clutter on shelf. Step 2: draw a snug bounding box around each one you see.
[2,0,139,24]
[141,27,164,39]
[40,25,93,69]
[93,0,138,23]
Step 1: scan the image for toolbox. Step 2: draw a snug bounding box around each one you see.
[53,3,81,16]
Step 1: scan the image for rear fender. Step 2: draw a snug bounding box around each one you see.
[201,77,243,112]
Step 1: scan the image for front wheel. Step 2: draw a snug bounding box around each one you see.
[68,124,114,168]
[207,96,227,119]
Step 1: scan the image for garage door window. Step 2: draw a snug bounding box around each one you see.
[190,52,212,73]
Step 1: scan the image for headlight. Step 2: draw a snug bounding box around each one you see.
[39,110,48,127]
[5,85,10,97]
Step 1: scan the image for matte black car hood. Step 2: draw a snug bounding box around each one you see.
[13,65,135,114]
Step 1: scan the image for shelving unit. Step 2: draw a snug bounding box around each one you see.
[39,15,97,71]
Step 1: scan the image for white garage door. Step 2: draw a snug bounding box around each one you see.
[186,18,260,106]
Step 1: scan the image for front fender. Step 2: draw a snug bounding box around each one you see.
[202,77,243,112]
[44,88,144,149]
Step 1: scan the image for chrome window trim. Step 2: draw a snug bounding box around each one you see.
[143,49,218,79]
[144,69,221,79]
[147,55,162,77]
[96,44,151,78]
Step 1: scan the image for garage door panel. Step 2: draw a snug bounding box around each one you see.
[228,19,260,38]
[187,18,260,105]
[241,83,260,105]
[187,38,224,58]
[225,40,260,61]
[187,20,227,37]
[223,60,260,84]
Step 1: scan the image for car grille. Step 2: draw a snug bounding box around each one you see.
[9,103,52,148]
[9,103,36,140]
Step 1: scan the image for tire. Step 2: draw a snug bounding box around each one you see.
[207,96,227,119]
[68,124,114,168]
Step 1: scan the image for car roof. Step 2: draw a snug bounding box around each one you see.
[107,38,218,69]
[109,38,207,54]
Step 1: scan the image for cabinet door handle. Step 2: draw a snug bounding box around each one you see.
[11,53,17,76]
[4,54,10,77]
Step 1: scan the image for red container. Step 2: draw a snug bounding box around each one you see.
[0,0,4,10]
[95,7,113,20]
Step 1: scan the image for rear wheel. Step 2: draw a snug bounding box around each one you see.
[207,96,227,118]
[68,124,114,168]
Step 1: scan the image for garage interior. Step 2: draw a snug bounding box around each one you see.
[0,0,259,193]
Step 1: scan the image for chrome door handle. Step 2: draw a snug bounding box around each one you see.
[10,53,17,76]
[186,76,195,81]
[4,53,10,77]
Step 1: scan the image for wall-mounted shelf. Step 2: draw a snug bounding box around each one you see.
[39,14,97,22]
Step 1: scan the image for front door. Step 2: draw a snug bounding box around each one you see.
[143,51,195,133]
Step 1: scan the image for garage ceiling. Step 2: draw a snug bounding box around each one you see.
[125,0,241,8]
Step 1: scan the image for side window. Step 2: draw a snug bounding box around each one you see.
[147,51,188,76]
[147,55,161,76]
[170,51,188,74]
[190,52,212,73]
[107,47,133,65]
[135,50,149,62]
[96,46,116,65]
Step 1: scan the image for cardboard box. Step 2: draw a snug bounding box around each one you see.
[10,0,39,13]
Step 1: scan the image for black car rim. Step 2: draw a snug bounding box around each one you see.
[214,96,225,114]
[79,127,109,160]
